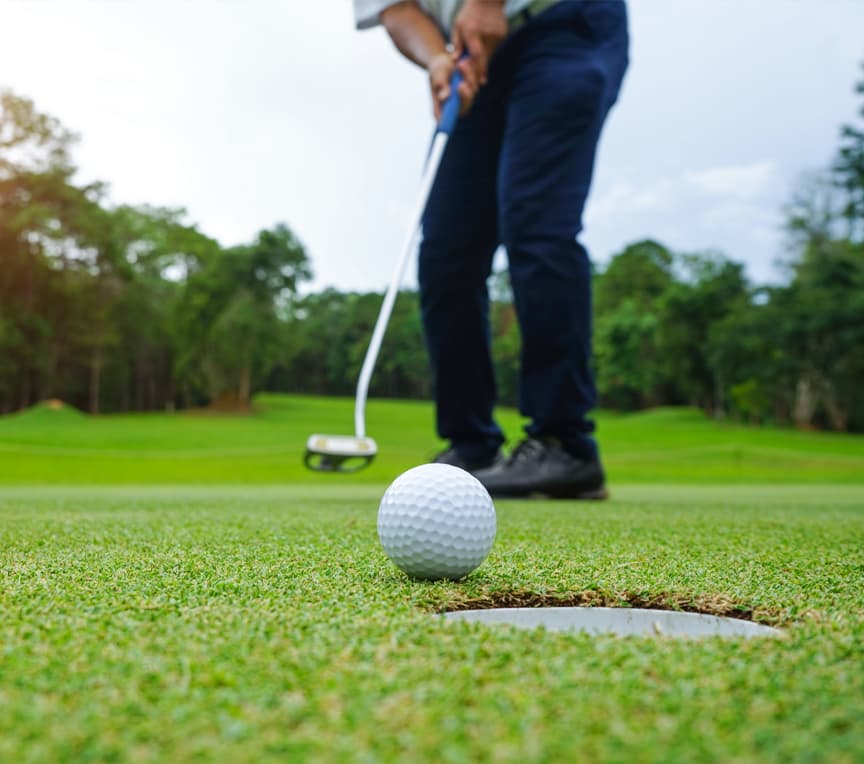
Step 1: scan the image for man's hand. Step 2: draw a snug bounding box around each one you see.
[381,2,480,121]
[428,50,480,121]
[451,0,508,85]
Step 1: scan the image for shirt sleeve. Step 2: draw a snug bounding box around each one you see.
[353,0,400,30]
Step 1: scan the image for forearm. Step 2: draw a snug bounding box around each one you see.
[381,1,447,69]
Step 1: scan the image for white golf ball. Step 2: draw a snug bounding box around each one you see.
[378,463,497,580]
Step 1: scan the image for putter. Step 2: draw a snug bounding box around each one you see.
[304,65,465,473]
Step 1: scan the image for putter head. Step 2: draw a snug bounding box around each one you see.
[304,434,378,474]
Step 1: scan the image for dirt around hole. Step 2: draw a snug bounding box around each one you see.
[435,589,787,626]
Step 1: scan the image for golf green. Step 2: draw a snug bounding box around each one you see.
[0,396,862,761]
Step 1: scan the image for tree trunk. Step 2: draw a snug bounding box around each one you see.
[713,374,726,419]
[37,344,60,402]
[18,370,31,411]
[165,352,175,411]
[121,362,130,412]
[238,364,251,405]
[89,344,103,414]
[820,376,849,431]
[793,374,817,429]
[135,358,144,411]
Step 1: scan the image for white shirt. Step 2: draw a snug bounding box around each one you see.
[354,0,540,34]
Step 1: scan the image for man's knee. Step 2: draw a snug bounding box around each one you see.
[418,238,497,293]
[502,227,590,284]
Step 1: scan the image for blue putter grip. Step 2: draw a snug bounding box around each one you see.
[438,67,464,135]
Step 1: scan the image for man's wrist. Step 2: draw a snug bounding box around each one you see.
[381,1,449,69]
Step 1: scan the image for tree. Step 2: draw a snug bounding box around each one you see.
[707,291,798,425]
[655,252,750,416]
[175,224,312,407]
[783,237,864,430]
[774,65,864,431]
[833,61,864,241]
[593,241,675,410]
[594,239,674,314]
[0,90,76,179]
[595,299,661,410]
[0,90,90,410]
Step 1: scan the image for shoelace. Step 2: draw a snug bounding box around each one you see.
[507,438,548,466]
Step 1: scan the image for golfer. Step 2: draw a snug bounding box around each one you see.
[354,0,629,498]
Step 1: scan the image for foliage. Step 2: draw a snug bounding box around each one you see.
[0,90,311,413]
[833,61,864,239]
[593,240,675,409]
[2,63,864,430]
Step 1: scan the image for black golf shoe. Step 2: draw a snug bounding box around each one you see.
[473,437,608,499]
[433,446,505,473]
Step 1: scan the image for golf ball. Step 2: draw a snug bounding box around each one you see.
[378,463,496,580]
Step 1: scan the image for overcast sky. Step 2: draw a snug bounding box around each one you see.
[1,1,862,291]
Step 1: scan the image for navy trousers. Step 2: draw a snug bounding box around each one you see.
[418,0,629,463]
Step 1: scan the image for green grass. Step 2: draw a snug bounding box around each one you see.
[1,486,862,762]
[1,396,863,761]
[1,394,863,484]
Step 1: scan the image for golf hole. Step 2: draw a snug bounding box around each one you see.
[443,606,782,639]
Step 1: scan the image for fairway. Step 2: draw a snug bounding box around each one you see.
[2,395,863,484]
[1,397,863,761]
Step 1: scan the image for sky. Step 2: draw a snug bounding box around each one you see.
[1,0,862,291]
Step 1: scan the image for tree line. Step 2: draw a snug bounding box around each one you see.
[1,66,862,431]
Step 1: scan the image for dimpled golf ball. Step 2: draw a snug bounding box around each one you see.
[378,463,496,580]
